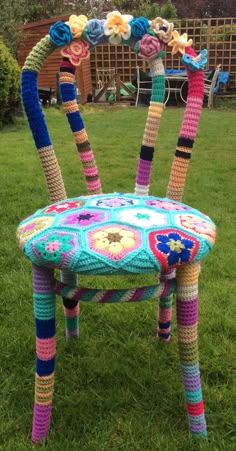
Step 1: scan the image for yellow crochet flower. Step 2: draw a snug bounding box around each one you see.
[168,30,193,55]
[151,17,174,43]
[93,227,135,254]
[104,10,133,45]
[67,14,88,38]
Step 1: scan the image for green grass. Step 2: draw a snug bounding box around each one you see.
[0,105,236,450]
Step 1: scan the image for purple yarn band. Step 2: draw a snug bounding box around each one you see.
[176,298,198,325]
[190,421,207,434]
[32,403,52,442]
[182,374,201,391]
[100,289,117,302]
[32,264,54,293]
[136,159,152,185]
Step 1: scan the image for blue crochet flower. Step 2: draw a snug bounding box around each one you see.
[182,49,208,71]
[156,232,194,266]
[85,19,106,46]
[49,21,73,46]
[130,17,150,39]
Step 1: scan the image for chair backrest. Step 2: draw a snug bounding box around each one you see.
[203,64,221,107]
[96,68,116,89]
[21,13,206,205]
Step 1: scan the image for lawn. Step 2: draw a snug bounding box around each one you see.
[0,105,236,451]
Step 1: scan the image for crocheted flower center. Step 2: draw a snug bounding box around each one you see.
[107,232,122,243]
[167,238,185,252]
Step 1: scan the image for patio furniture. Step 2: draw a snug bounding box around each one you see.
[180,64,222,107]
[135,67,188,106]
[18,13,216,443]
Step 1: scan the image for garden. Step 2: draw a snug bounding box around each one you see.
[0,104,235,450]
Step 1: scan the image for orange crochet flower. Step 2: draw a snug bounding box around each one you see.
[67,14,88,38]
[168,30,192,55]
[61,38,90,66]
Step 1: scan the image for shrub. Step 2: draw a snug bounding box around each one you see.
[0,40,21,128]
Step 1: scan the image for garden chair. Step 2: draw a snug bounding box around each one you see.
[203,64,221,108]
[18,12,216,443]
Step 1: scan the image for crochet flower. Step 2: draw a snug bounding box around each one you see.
[43,200,85,213]
[151,17,174,43]
[49,21,73,46]
[168,30,193,55]
[182,49,208,71]
[92,227,136,256]
[118,208,168,227]
[136,34,164,60]
[145,199,191,210]
[67,14,88,38]
[130,17,149,39]
[156,231,194,266]
[93,197,136,208]
[104,11,133,45]
[84,19,106,46]
[17,216,54,248]
[35,233,74,265]
[63,210,105,226]
[176,214,216,244]
[61,38,90,66]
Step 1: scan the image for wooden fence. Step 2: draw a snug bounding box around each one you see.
[18,16,236,104]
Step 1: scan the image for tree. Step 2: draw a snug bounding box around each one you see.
[112,0,177,19]
[171,0,236,18]
[0,40,21,127]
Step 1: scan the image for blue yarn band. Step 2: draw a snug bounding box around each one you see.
[35,318,56,339]
[36,357,55,376]
[21,70,51,149]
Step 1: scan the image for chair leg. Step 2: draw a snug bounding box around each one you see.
[61,270,79,338]
[32,264,56,443]
[176,262,207,437]
[157,269,175,341]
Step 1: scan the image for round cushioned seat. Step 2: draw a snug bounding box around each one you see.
[17,193,216,275]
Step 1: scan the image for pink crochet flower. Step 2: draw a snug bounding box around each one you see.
[138,34,164,60]
[61,38,90,66]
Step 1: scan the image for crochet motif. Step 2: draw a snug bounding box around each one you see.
[18,10,215,444]
[17,193,216,273]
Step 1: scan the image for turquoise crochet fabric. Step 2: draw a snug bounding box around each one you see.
[17,193,216,274]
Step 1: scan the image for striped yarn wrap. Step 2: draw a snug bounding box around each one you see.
[135,58,165,196]
[61,269,79,337]
[21,37,66,203]
[176,262,207,436]
[167,47,204,202]
[59,60,102,195]
[54,279,176,303]
[32,264,56,443]
[157,268,176,341]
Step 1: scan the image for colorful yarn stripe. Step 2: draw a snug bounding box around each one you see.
[176,262,207,437]
[157,269,176,341]
[61,269,79,337]
[54,279,176,303]
[21,38,66,203]
[167,47,204,202]
[32,265,56,443]
[59,60,102,195]
[135,58,165,196]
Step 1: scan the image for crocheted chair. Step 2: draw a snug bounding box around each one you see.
[18,13,216,443]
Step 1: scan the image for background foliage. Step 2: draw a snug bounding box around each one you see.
[0,40,21,128]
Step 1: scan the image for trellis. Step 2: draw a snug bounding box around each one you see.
[18,16,236,103]
[91,17,236,89]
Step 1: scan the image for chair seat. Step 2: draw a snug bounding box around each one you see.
[17,193,216,275]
